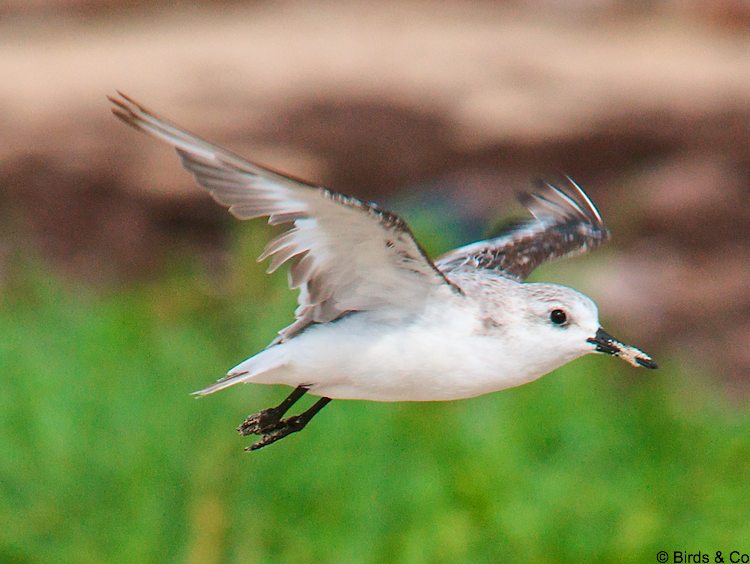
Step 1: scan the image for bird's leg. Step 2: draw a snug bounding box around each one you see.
[247,397,332,451]
[237,386,309,436]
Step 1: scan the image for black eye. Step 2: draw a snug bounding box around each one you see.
[550,309,567,325]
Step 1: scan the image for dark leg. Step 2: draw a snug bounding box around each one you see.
[247,397,331,451]
[237,386,309,436]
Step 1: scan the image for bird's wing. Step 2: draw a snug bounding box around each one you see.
[436,177,609,281]
[110,93,457,342]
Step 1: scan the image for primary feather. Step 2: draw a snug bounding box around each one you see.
[110,93,457,344]
[436,177,609,281]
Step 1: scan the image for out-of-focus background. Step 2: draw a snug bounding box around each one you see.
[2,1,749,561]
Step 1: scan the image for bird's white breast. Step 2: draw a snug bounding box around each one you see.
[262,293,566,401]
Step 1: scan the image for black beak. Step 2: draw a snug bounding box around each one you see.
[587,327,658,369]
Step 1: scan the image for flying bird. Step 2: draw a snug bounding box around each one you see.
[110,92,657,451]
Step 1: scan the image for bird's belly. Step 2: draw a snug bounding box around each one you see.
[279,312,549,402]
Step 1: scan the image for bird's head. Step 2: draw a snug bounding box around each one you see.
[519,283,657,370]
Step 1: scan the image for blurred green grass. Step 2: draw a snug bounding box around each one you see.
[2,221,749,563]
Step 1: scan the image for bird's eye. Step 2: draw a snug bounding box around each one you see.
[549,309,568,326]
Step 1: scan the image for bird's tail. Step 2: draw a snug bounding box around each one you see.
[192,346,288,396]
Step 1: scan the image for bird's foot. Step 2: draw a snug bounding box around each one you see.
[236,407,284,436]
[245,415,307,451]
[239,396,330,451]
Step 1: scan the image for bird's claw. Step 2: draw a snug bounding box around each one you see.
[236,407,283,436]
[237,393,330,451]
[245,416,306,451]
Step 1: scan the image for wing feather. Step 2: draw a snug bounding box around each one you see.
[110,93,457,341]
[436,177,609,281]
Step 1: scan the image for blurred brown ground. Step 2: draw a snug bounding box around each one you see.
[1,1,749,385]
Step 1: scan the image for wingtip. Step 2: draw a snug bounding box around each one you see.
[107,91,130,109]
[110,107,141,131]
[524,174,606,229]
[113,90,138,107]
[108,92,134,120]
[108,92,161,136]
[107,91,148,119]
[562,174,604,225]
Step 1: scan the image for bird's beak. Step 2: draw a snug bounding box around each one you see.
[587,328,657,369]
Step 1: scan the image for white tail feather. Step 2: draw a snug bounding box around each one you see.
[192,346,287,396]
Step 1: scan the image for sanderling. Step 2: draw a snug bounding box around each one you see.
[110,92,657,451]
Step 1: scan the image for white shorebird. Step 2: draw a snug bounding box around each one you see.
[110,93,656,451]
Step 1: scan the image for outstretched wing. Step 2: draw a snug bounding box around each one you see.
[436,177,609,281]
[110,93,456,342]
